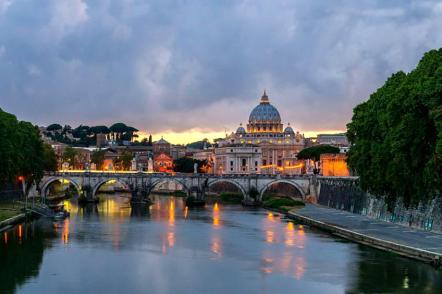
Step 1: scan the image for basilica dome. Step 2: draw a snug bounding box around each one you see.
[284,123,294,134]
[248,91,281,123]
[236,124,246,134]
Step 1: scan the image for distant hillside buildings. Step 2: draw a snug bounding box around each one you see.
[40,91,350,176]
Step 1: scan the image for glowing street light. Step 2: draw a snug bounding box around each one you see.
[18,176,26,210]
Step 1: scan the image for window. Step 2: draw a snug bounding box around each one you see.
[255,161,258,166]
[230,161,234,166]
[255,149,258,152]
[263,159,267,165]
[277,160,282,167]
[242,159,246,166]
[230,149,233,152]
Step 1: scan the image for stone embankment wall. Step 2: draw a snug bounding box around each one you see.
[317,178,442,232]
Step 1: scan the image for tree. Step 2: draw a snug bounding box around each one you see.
[186,139,212,150]
[347,48,442,208]
[46,124,62,132]
[89,125,110,135]
[0,108,56,189]
[62,147,78,169]
[120,150,133,170]
[42,144,58,171]
[297,145,340,162]
[113,150,133,170]
[174,157,206,173]
[91,149,106,170]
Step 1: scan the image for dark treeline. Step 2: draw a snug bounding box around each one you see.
[44,122,146,147]
[0,108,57,189]
[347,48,442,208]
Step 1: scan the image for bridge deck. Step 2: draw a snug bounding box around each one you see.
[289,204,442,263]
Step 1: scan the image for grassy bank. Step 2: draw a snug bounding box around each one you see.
[0,202,23,222]
[262,195,304,212]
[220,192,243,204]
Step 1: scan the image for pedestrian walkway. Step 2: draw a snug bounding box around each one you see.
[288,204,442,264]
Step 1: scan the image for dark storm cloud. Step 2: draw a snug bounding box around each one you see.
[1,0,442,133]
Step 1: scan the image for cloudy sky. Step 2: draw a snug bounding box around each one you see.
[1,0,442,143]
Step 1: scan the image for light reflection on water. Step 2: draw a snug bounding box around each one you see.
[0,193,441,294]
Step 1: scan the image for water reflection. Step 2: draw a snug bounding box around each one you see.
[0,194,441,294]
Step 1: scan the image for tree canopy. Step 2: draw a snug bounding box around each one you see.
[186,139,212,150]
[0,108,57,188]
[347,48,442,208]
[297,145,340,161]
[173,157,207,173]
[46,123,62,131]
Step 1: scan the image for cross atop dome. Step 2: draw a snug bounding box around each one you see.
[260,90,269,104]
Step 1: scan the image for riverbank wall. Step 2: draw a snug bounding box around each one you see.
[317,178,442,232]
[0,213,27,233]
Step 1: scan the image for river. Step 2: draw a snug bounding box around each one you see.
[1,194,441,294]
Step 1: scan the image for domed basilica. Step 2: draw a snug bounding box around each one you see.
[217,91,305,174]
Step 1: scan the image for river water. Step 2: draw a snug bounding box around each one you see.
[1,194,441,294]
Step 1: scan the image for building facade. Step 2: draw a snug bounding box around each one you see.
[154,152,173,173]
[214,145,262,174]
[320,153,350,177]
[217,91,305,175]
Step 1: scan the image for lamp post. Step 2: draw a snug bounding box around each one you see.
[18,176,26,211]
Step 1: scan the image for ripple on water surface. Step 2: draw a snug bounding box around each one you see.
[0,194,441,294]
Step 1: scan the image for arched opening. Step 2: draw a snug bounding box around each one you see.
[93,179,130,196]
[207,180,247,204]
[42,178,81,200]
[150,179,188,198]
[260,180,304,201]
[259,180,305,210]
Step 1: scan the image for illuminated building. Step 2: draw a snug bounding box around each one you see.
[154,152,174,173]
[320,153,350,176]
[214,145,262,174]
[217,91,305,175]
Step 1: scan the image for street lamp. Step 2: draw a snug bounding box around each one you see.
[18,176,26,211]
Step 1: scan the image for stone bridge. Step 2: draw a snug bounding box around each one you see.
[35,171,324,204]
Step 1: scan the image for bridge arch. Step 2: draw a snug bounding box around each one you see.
[149,178,190,195]
[40,177,82,199]
[207,178,248,199]
[259,179,305,201]
[92,178,131,196]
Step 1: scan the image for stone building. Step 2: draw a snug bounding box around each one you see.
[213,145,262,174]
[218,91,305,174]
[153,137,171,155]
[154,152,173,173]
[317,133,349,147]
[320,153,350,177]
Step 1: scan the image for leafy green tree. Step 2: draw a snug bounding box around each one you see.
[42,143,58,171]
[347,48,442,208]
[297,145,340,161]
[173,157,206,173]
[0,108,56,189]
[46,124,62,132]
[62,147,78,169]
[91,149,106,170]
[186,139,212,150]
[90,125,110,135]
[120,150,133,170]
